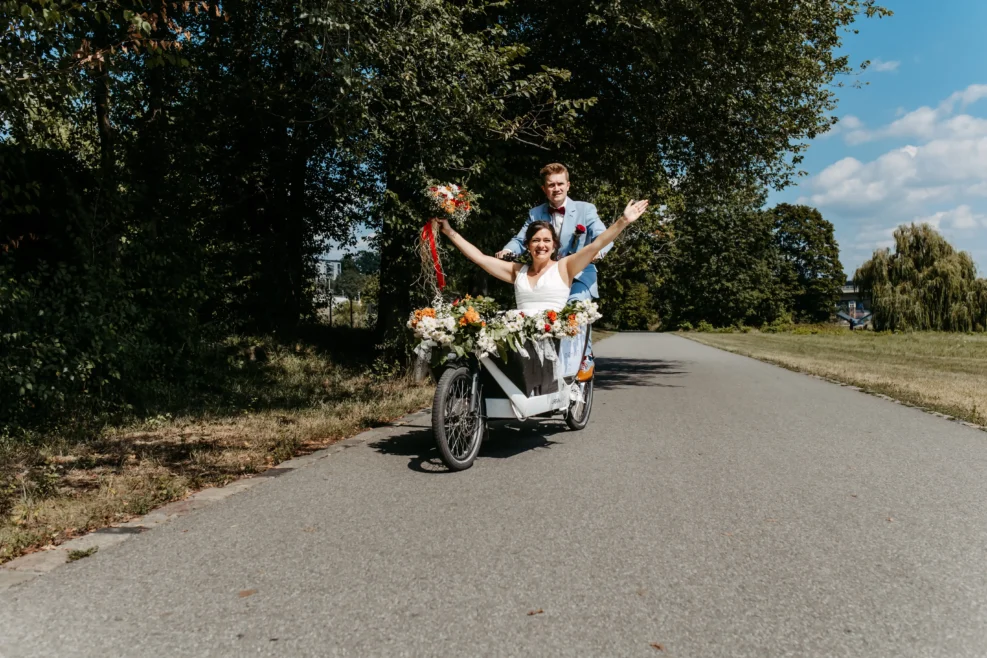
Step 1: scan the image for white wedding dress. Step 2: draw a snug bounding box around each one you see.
[514,261,569,313]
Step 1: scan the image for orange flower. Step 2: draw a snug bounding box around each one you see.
[568,313,578,327]
[546,310,558,322]
[462,306,481,325]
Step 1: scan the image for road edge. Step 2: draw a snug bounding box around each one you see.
[0,408,431,593]
[679,333,987,433]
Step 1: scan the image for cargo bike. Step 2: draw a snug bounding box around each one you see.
[430,324,595,471]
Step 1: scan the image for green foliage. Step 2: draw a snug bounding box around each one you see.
[352,251,380,276]
[0,0,889,434]
[336,256,368,301]
[665,189,788,328]
[770,204,846,322]
[856,223,987,332]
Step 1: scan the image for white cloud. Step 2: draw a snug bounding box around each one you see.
[800,136,987,212]
[852,225,896,252]
[869,58,900,73]
[796,84,987,271]
[843,83,987,144]
[796,85,987,273]
[822,114,864,141]
[913,205,987,230]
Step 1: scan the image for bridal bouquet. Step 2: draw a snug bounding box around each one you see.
[418,183,475,295]
[408,296,602,364]
[426,184,473,221]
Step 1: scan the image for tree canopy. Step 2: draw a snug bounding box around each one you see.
[770,204,845,323]
[1,0,888,432]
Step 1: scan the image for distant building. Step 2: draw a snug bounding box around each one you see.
[837,280,870,320]
[316,259,342,280]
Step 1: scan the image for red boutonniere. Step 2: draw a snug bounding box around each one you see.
[569,224,587,251]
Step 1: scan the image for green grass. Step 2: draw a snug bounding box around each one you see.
[686,329,987,427]
[0,328,433,564]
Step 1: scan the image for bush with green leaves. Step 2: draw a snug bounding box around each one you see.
[856,223,987,332]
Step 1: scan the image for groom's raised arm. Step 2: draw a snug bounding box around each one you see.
[584,205,613,258]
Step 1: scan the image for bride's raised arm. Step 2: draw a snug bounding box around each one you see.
[561,199,649,283]
[436,218,519,284]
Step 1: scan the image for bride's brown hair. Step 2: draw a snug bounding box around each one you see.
[525,221,561,260]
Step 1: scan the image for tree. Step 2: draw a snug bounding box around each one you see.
[769,204,845,322]
[856,224,987,332]
[451,0,890,334]
[0,0,891,431]
[665,189,787,328]
[336,256,367,301]
[352,250,381,276]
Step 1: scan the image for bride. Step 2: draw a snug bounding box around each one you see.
[435,199,649,313]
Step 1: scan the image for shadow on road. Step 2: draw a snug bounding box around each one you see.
[594,357,688,390]
[368,421,566,474]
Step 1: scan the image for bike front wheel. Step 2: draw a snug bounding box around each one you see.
[432,366,486,471]
[565,376,594,431]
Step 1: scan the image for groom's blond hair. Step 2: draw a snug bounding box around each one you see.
[540,163,569,182]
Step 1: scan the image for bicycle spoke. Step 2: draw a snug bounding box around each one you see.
[442,373,480,461]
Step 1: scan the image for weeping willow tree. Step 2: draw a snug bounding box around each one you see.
[855,223,987,332]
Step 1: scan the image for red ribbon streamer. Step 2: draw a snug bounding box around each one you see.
[422,221,445,290]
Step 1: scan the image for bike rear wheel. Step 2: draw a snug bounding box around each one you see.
[432,366,486,471]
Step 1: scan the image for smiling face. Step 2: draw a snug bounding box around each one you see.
[541,172,570,208]
[527,226,557,264]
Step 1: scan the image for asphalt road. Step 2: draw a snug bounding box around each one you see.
[2,333,987,657]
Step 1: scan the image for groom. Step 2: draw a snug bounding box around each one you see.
[496,162,611,372]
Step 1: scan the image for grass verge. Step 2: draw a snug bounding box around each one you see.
[0,330,433,564]
[685,329,987,427]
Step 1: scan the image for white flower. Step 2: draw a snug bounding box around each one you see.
[475,329,497,356]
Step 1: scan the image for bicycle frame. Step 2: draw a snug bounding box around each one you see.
[480,355,570,419]
[480,325,591,420]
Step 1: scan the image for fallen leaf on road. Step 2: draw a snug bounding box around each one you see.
[238,589,257,598]
[527,609,544,616]
[650,642,665,651]
[887,517,894,522]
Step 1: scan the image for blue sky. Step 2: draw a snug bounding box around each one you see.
[770,0,987,275]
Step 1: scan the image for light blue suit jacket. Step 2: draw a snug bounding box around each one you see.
[502,199,611,299]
